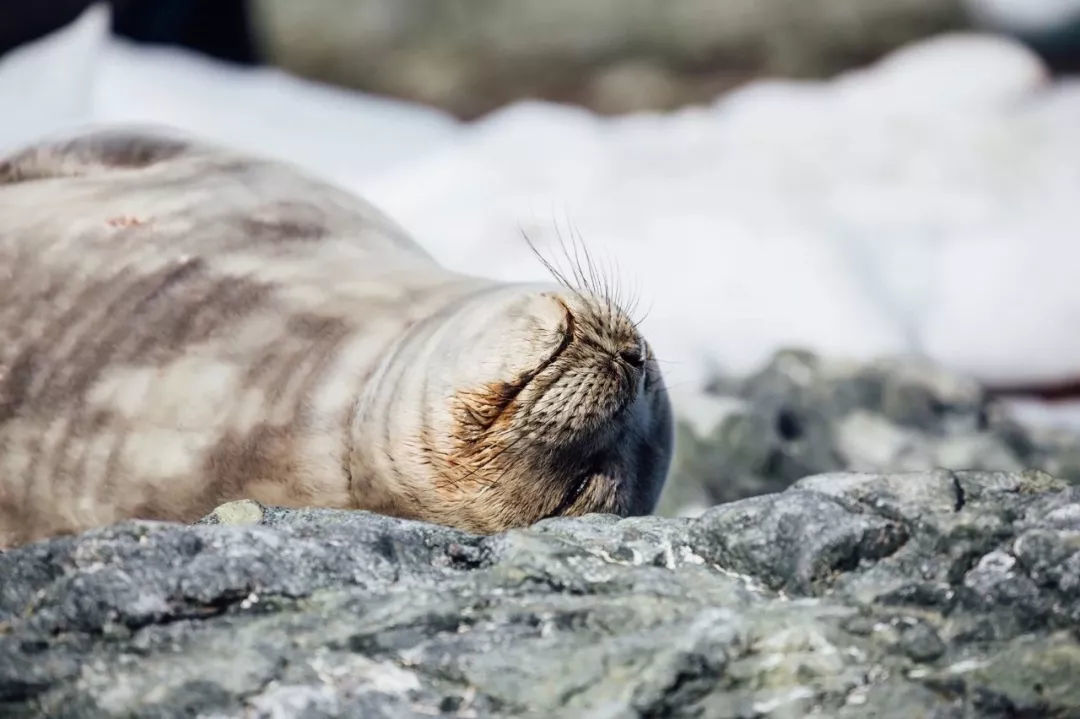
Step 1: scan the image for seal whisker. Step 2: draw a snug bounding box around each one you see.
[553,218,598,302]
[527,220,642,333]
[520,229,586,306]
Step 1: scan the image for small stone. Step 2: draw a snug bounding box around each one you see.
[207,499,265,526]
[841,615,877,636]
[899,621,947,663]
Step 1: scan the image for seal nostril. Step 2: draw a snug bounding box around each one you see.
[620,347,645,370]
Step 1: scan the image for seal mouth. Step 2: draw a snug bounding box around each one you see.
[542,473,593,520]
[541,462,606,520]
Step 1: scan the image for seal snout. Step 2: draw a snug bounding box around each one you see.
[396,284,671,532]
[619,342,646,371]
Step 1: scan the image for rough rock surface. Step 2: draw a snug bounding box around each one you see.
[251,0,965,116]
[3,470,1080,717]
[660,350,1080,515]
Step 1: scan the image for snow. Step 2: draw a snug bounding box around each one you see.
[0,4,107,153]
[0,6,461,179]
[4,6,1080,402]
[94,39,461,186]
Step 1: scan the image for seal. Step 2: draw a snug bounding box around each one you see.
[0,128,672,546]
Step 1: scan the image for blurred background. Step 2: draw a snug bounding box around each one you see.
[4,0,1080,114]
[3,0,1080,514]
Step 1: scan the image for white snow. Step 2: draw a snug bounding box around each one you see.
[0,5,107,153]
[4,6,1080,403]
[94,39,461,186]
[0,5,461,179]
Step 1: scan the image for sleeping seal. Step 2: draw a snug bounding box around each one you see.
[0,128,672,547]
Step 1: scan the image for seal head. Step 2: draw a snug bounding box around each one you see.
[351,284,672,533]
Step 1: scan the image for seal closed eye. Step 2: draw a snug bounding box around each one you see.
[0,128,673,546]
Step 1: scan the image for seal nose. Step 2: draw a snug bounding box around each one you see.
[619,343,645,371]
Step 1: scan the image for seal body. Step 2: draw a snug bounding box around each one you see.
[0,129,672,546]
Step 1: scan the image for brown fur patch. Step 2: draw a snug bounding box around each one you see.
[0,131,189,184]
[440,303,576,492]
[286,313,349,340]
[242,202,328,244]
[80,132,189,169]
[0,353,34,426]
[0,260,272,423]
[202,423,304,507]
[240,313,353,414]
[454,299,576,438]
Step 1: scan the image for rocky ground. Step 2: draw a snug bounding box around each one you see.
[2,470,1080,717]
[660,350,1080,515]
[4,352,1080,717]
[252,0,966,116]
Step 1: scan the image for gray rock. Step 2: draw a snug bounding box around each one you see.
[251,0,966,117]
[660,350,1080,516]
[3,470,1080,717]
[964,0,1080,70]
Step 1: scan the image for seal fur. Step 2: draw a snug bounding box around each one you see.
[0,128,672,546]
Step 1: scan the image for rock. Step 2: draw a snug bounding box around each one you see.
[199,499,266,526]
[964,0,1080,71]
[659,350,1080,516]
[3,470,1080,716]
[250,0,966,117]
